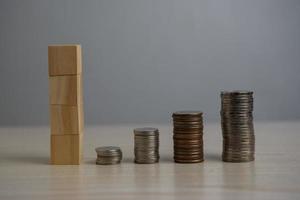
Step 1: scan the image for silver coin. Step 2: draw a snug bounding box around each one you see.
[134,127,159,136]
[95,146,121,154]
[172,111,203,116]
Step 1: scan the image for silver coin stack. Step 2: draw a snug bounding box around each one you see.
[134,127,160,164]
[95,146,122,165]
[221,91,255,162]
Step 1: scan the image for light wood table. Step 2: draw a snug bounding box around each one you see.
[0,121,300,199]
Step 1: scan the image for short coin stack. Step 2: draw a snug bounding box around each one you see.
[134,128,159,164]
[220,91,255,162]
[95,146,122,165]
[173,111,204,163]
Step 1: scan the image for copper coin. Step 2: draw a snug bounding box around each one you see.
[173,130,202,134]
[174,150,203,155]
[174,143,203,149]
[173,134,202,140]
[174,158,204,163]
[173,128,203,132]
[173,117,203,122]
[173,125,203,130]
[173,139,201,145]
[173,120,202,125]
[174,154,203,160]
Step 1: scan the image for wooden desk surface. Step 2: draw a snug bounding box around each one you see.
[0,121,300,199]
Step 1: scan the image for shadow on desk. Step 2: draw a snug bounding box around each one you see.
[205,153,222,161]
[1,152,222,165]
[85,155,174,165]
[1,153,49,165]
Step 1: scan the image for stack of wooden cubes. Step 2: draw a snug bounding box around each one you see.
[48,45,84,165]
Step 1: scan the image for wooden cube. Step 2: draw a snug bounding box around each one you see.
[51,134,82,165]
[48,45,82,76]
[50,104,84,135]
[49,75,82,105]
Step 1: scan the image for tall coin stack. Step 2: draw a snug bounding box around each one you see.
[134,128,160,164]
[95,146,122,165]
[173,111,204,163]
[221,91,255,162]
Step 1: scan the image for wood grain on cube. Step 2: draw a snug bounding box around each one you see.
[50,104,84,135]
[51,134,82,165]
[49,75,82,105]
[48,45,82,76]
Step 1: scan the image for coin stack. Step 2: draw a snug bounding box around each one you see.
[134,128,159,164]
[220,91,255,162]
[172,111,204,163]
[95,146,122,165]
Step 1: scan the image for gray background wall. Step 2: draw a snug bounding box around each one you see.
[0,0,300,125]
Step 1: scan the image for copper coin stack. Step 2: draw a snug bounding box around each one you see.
[172,111,204,163]
[221,91,255,162]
